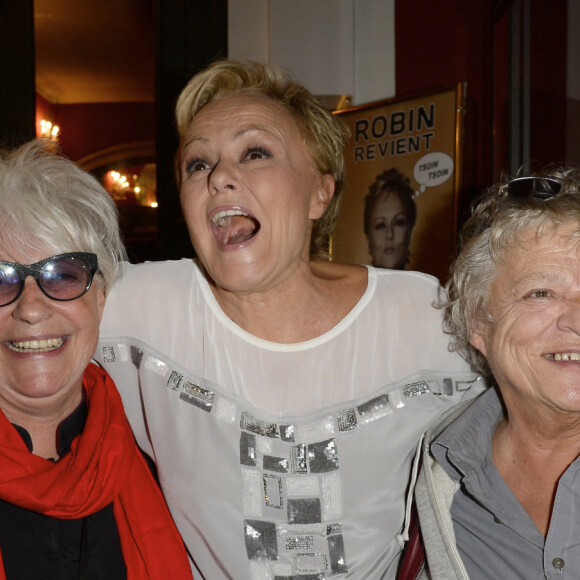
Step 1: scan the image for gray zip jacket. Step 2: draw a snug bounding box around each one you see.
[413,399,476,580]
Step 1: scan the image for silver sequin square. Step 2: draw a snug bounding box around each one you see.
[240,432,257,467]
[328,534,348,573]
[308,439,338,473]
[241,412,279,438]
[179,381,214,412]
[285,535,314,550]
[102,346,116,363]
[167,371,183,391]
[263,474,283,509]
[280,424,295,442]
[337,408,357,432]
[263,455,289,473]
[244,519,279,561]
[287,498,321,524]
[402,380,430,399]
[357,394,390,416]
[290,444,307,474]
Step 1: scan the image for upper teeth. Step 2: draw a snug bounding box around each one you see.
[10,338,63,352]
[212,209,248,227]
[553,353,580,361]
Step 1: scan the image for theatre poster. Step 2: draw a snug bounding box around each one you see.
[332,83,466,282]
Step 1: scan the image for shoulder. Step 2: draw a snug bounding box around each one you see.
[108,258,199,296]
[371,267,445,308]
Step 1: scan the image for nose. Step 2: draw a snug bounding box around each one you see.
[12,277,53,324]
[385,223,395,240]
[208,158,237,196]
[557,295,580,335]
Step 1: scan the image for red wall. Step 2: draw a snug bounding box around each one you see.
[36,95,155,163]
[395,0,567,208]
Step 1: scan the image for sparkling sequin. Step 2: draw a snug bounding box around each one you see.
[280,424,295,442]
[166,371,183,391]
[357,394,390,416]
[337,408,357,432]
[240,432,257,466]
[290,444,307,474]
[179,381,214,411]
[102,346,116,363]
[263,474,283,509]
[263,455,289,473]
[285,536,314,550]
[327,523,342,536]
[241,412,279,438]
[308,439,339,473]
[244,520,279,560]
[402,380,430,399]
[287,498,321,524]
[130,345,143,369]
[328,534,348,573]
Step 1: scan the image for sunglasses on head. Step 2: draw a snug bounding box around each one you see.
[0,252,98,308]
[502,176,562,200]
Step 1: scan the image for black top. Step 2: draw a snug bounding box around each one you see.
[0,400,127,579]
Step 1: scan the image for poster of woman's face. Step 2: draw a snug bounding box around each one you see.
[363,169,417,270]
[333,85,465,282]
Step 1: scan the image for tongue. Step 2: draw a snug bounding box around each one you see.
[215,214,259,245]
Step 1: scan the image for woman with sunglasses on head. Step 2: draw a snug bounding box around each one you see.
[0,140,192,579]
[95,60,484,579]
[413,169,580,579]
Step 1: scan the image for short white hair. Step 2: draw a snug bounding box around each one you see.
[0,140,126,290]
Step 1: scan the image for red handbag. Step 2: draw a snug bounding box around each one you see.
[397,504,426,580]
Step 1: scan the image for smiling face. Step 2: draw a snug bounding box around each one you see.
[470,223,580,421]
[0,247,105,421]
[178,93,333,296]
[367,191,412,269]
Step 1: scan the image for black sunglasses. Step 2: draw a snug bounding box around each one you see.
[503,176,562,200]
[0,252,98,307]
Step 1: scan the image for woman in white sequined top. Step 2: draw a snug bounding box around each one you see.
[95,60,484,579]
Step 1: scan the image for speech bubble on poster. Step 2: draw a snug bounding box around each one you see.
[413,152,454,195]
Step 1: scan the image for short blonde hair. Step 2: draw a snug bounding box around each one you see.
[175,59,349,259]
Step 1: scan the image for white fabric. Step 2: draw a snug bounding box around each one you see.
[95,260,484,580]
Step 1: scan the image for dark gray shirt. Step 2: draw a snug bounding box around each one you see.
[432,387,580,579]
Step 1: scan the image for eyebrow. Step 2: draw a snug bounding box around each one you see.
[511,271,569,292]
[183,124,282,150]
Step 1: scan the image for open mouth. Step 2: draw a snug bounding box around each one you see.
[8,338,64,353]
[211,209,260,246]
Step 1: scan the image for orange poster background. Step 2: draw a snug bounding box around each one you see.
[333,84,466,282]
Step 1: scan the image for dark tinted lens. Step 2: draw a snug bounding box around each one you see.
[507,177,562,200]
[0,264,21,306]
[39,257,92,300]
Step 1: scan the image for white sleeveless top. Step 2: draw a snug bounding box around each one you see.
[96,260,483,579]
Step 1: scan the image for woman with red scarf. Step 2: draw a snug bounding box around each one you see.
[0,140,193,579]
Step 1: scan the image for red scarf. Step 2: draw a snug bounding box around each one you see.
[0,363,193,579]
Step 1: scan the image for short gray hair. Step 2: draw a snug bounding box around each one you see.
[0,140,126,291]
[443,166,580,376]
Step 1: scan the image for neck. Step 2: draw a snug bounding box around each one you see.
[2,389,83,460]
[209,261,368,343]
